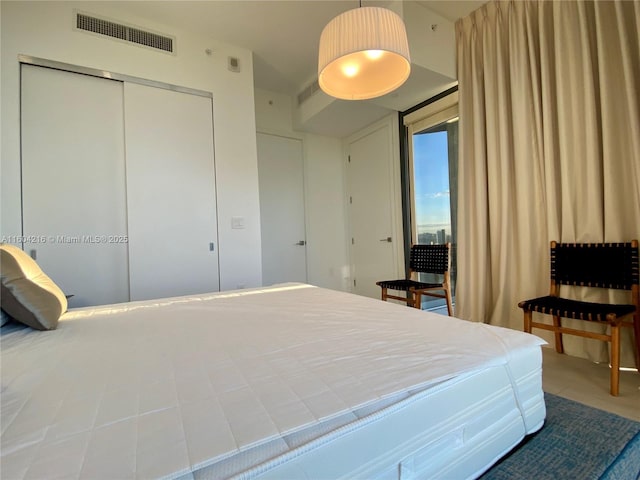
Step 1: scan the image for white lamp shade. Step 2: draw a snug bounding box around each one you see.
[318,6,411,100]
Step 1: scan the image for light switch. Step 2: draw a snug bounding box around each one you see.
[231,216,245,229]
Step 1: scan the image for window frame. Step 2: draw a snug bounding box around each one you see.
[398,87,459,302]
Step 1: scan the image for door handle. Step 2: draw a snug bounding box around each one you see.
[379,237,392,243]
[295,240,306,246]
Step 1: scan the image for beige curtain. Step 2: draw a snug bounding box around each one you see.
[455,0,640,366]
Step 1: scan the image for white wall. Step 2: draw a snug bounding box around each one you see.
[1,1,262,291]
[254,88,295,133]
[254,88,350,291]
[403,2,457,79]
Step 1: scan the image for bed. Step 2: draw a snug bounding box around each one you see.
[1,282,545,479]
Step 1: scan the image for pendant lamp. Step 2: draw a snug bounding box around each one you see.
[318,5,411,100]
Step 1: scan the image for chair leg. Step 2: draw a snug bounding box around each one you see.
[381,287,387,302]
[523,310,532,333]
[610,325,620,396]
[552,315,564,354]
[634,312,640,371]
[444,288,453,317]
[411,291,420,308]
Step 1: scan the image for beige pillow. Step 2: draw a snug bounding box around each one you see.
[0,244,67,330]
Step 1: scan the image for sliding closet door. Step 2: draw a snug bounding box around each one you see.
[21,65,130,307]
[124,83,220,300]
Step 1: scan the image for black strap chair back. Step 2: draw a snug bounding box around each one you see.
[409,244,449,275]
[518,240,639,396]
[551,242,638,290]
[376,243,453,316]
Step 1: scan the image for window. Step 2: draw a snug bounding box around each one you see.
[402,90,459,310]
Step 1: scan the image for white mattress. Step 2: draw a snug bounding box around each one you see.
[1,284,545,479]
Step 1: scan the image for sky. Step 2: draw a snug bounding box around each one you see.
[413,130,451,232]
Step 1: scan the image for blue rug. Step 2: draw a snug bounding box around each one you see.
[481,393,640,480]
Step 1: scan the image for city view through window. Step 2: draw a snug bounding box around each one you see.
[413,129,452,245]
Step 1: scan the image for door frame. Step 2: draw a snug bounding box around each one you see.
[344,114,405,293]
[400,87,459,270]
[18,55,212,99]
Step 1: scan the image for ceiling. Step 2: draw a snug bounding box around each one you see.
[107,0,486,136]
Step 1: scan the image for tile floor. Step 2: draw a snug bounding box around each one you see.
[541,347,640,421]
[427,306,639,421]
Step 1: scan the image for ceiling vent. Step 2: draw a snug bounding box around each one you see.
[75,12,175,54]
[297,79,321,106]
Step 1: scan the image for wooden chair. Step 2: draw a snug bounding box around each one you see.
[376,243,453,316]
[518,240,639,396]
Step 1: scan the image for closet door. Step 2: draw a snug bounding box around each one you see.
[124,83,220,300]
[257,133,307,285]
[347,123,400,299]
[21,65,130,307]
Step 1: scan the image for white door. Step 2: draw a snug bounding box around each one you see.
[257,133,307,285]
[21,65,130,307]
[124,83,220,300]
[347,124,399,299]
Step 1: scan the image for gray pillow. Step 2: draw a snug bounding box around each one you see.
[0,308,11,327]
[0,244,67,330]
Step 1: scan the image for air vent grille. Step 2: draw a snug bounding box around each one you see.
[297,79,321,105]
[76,13,174,53]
